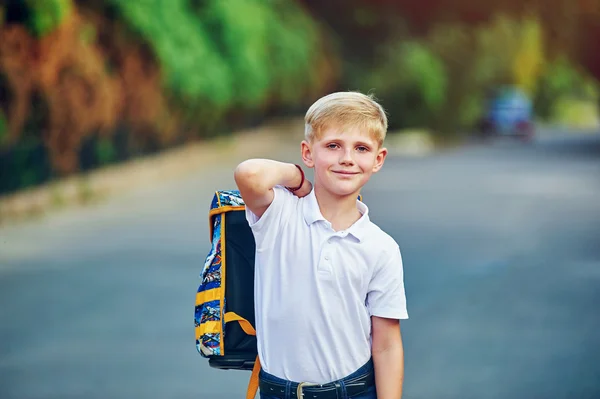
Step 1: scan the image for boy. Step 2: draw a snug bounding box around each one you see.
[234,92,408,399]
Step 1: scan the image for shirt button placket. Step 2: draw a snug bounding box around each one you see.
[320,238,333,271]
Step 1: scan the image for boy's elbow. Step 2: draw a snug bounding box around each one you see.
[234,160,265,191]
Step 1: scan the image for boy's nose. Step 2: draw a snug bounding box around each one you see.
[340,149,354,164]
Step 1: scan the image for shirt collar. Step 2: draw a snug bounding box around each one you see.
[303,189,370,242]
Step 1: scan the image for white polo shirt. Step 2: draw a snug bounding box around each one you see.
[246,186,408,384]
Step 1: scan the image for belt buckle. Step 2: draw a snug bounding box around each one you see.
[296,381,319,398]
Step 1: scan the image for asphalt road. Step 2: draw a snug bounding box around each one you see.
[1,131,599,399]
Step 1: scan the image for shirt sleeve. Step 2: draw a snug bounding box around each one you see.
[366,244,409,320]
[245,185,296,251]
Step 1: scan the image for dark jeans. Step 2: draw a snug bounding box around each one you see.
[259,359,377,399]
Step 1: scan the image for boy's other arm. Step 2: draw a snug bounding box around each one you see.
[234,159,310,218]
[371,316,404,399]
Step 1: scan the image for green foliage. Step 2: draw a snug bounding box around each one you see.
[471,15,522,87]
[551,98,599,127]
[417,15,546,132]
[425,23,481,130]
[109,0,233,107]
[95,138,116,166]
[400,42,447,111]
[9,0,600,198]
[266,1,322,106]
[352,40,447,129]
[198,0,272,108]
[0,109,7,145]
[110,0,323,120]
[534,57,600,121]
[467,14,545,94]
[346,14,551,134]
[197,0,324,108]
[1,0,331,195]
[24,0,72,37]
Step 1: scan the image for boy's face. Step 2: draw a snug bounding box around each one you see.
[301,125,387,197]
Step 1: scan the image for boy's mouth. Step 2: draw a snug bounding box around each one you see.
[332,170,359,175]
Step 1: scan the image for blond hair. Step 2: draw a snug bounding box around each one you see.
[304,91,388,146]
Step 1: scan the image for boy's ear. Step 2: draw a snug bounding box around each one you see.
[372,146,388,173]
[301,140,314,168]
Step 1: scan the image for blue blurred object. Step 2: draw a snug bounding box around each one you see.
[478,86,535,142]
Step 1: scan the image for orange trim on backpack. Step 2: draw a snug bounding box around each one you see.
[219,212,227,355]
[208,205,245,240]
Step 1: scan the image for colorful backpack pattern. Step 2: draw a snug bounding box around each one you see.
[195,190,261,399]
[195,190,251,357]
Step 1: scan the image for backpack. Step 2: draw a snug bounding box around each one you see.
[194,190,260,399]
[194,189,364,399]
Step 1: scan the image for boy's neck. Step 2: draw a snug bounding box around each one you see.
[313,185,362,232]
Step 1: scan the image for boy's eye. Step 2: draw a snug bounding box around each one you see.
[327,143,339,149]
[357,146,369,152]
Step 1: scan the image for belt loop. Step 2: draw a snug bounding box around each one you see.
[335,381,346,399]
[285,380,292,399]
[340,380,348,399]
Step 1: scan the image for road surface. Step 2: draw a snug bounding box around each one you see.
[1,131,599,399]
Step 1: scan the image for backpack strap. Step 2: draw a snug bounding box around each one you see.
[224,312,256,336]
[247,356,261,399]
[224,312,260,399]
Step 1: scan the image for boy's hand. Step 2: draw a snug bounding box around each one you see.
[292,178,312,198]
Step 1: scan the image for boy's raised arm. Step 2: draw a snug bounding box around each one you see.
[234,159,309,218]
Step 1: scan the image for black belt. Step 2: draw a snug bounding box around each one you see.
[259,368,375,399]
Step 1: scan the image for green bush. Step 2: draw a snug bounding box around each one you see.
[426,23,481,131]
[198,0,272,108]
[534,56,600,121]
[95,138,116,166]
[351,40,447,130]
[194,0,324,109]
[24,0,72,37]
[266,1,323,106]
[109,0,233,107]
[423,15,545,133]
[110,0,325,127]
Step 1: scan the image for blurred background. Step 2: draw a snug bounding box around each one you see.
[1,1,599,398]
[1,0,600,194]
